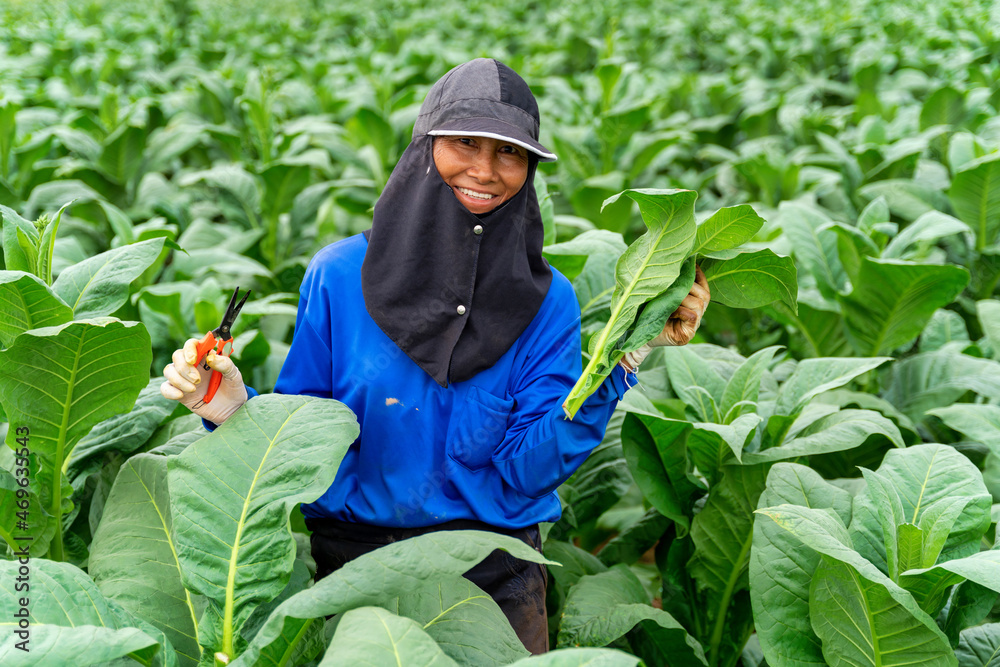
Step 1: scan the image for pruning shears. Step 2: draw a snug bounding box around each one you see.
[194,287,250,404]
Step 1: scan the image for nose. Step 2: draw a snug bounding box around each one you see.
[466,149,496,183]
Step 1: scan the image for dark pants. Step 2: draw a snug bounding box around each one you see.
[305,517,549,654]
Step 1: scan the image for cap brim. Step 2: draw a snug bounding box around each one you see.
[427,119,556,162]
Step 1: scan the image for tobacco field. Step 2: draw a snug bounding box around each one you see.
[3,0,1000,664]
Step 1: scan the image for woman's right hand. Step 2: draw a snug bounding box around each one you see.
[160,338,249,426]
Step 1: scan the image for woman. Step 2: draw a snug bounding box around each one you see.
[160,58,710,654]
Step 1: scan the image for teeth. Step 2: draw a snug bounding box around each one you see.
[457,187,495,200]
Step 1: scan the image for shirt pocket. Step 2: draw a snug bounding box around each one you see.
[447,385,515,472]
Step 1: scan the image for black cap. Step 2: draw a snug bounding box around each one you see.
[413,58,557,162]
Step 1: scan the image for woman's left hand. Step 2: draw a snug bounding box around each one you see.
[618,266,711,373]
[649,265,711,347]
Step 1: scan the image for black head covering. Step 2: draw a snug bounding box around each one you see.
[361,59,555,387]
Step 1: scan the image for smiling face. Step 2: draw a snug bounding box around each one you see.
[432,136,530,214]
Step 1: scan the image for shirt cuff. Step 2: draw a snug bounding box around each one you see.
[201,385,259,432]
[607,363,636,401]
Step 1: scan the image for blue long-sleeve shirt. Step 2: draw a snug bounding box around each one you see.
[205,233,634,528]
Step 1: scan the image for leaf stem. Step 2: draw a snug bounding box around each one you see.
[563,349,604,419]
[277,618,314,667]
[720,623,753,667]
[977,262,1000,300]
[223,412,292,656]
[707,532,753,667]
[49,523,64,562]
[563,260,638,418]
[265,212,279,272]
[688,574,707,639]
[127,652,153,667]
[772,302,822,357]
[50,331,85,561]
[0,525,16,554]
[242,201,261,231]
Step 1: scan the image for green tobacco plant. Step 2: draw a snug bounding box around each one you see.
[88,453,204,666]
[881,348,1000,427]
[928,403,1000,504]
[0,558,175,667]
[752,445,997,666]
[562,189,797,418]
[85,394,606,666]
[544,56,679,235]
[629,346,899,493]
[326,604,642,667]
[946,149,1000,300]
[177,154,331,276]
[52,237,167,319]
[0,319,151,561]
[610,346,904,667]
[232,529,553,666]
[1,203,71,285]
[0,213,167,561]
[61,378,180,545]
[556,563,708,666]
[0,271,73,347]
[2,520,621,666]
[770,198,971,358]
[90,394,359,665]
[321,606,466,666]
[380,576,531,666]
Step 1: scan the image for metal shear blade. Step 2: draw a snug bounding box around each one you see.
[214,287,251,342]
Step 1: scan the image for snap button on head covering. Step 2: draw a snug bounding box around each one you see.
[473,224,483,235]
[414,58,557,162]
[457,305,467,315]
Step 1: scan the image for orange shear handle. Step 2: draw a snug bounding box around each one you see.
[194,331,232,404]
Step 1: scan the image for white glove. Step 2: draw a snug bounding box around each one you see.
[619,342,654,373]
[619,265,711,373]
[160,338,248,425]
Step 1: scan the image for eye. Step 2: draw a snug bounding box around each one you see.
[499,144,523,156]
[458,137,476,146]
